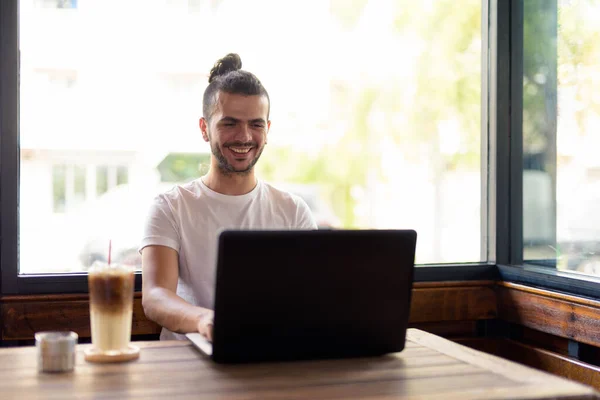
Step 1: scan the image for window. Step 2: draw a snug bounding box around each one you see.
[96,166,108,196]
[5,0,600,297]
[14,0,484,275]
[33,0,77,9]
[522,0,600,277]
[50,164,89,213]
[51,165,66,213]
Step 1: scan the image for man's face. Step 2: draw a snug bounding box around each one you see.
[200,92,270,175]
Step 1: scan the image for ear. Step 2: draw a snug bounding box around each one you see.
[199,118,210,142]
[266,120,271,143]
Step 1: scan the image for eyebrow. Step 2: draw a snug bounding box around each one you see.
[249,118,267,125]
[219,116,239,124]
[219,117,267,125]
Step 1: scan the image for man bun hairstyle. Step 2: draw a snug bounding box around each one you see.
[208,53,242,83]
[203,53,270,120]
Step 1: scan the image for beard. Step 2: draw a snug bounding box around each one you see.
[210,140,265,176]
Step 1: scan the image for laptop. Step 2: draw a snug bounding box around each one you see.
[186,229,417,364]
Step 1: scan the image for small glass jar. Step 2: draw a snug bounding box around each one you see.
[35,331,78,373]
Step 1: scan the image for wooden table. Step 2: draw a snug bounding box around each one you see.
[1,329,597,399]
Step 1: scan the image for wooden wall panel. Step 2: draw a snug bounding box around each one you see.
[410,283,497,323]
[519,326,570,356]
[454,337,501,354]
[1,282,496,341]
[409,321,478,338]
[497,282,600,348]
[1,293,161,341]
[457,338,600,391]
[501,340,600,390]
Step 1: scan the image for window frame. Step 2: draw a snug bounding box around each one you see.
[2,0,595,297]
[1,0,19,295]
[490,0,600,299]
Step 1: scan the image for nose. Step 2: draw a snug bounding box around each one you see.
[235,123,252,143]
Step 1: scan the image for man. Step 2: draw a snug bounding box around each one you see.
[140,53,317,341]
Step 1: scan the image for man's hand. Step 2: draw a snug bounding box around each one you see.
[197,309,214,342]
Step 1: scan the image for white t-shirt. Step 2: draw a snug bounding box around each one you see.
[139,178,317,340]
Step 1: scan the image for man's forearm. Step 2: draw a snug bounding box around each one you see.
[142,287,210,334]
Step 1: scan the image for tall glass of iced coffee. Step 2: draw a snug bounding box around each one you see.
[85,262,139,363]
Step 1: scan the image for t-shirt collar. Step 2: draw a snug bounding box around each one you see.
[198,178,261,204]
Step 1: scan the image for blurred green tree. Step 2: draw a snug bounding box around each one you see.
[258,0,482,228]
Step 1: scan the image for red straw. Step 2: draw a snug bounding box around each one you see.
[108,240,112,266]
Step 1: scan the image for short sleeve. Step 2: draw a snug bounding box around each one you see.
[138,194,181,253]
[295,197,318,230]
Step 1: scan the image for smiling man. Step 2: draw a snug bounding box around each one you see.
[140,54,317,341]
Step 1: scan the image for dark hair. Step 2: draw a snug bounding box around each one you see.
[202,53,270,120]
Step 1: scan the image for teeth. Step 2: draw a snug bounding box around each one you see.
[230,147,251,154]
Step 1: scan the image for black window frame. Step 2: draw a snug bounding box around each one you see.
[2,0,599,297]
[492,0,600,298]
